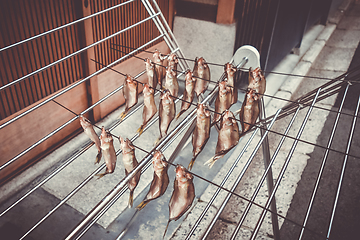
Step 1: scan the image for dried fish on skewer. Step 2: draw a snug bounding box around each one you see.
[136,150,169,210]
[164,67,179,98]
[96,127,117,178]
[239,89,260,134]
[176,70,196,120]
[79,115,102,164]
[205,110,240,168]
[137,83,157,135]
[224,62,238,104]
[119,136,141,208]
[145,58,157,89]
[213,80,232,124]
[163,164,195,238]
[248,67,266,96]
[155,90,176,144]
[193,57,210,98]
[153,49,165,89]
[167,53,178,73]
[119,75,138,120]
[189,103,211,170]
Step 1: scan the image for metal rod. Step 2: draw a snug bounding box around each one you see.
[0,11,160,93]
[0,33,162,130]
[235,106,301,237]
[298,83,350,239]
[250,88,322,240]
[326,94,360,239]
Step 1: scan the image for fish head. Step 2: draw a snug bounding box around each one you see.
[100,127,113,144]
[246,89,258,104]
[119,136,134,153]
[145,58,153,69]
[197,103,210,119]
[219,81,229,94]
[79,115,91,129]
[161,90,172,102]
[222,110,237,126]
[153,49,163,62]
[197,57,207,70]
[175,165,193,184]
[166,67,176,78]
[143,83,154,96]
[169,53,178,62]
[126,75,137,87]
[152,150,168,172]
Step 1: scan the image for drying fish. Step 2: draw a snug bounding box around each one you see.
[213,80,232,124]
[248,67,266,96]
[189,103,211,170]
[205,110,240,168]
[96,127,117,178]
[136,150,169,210]
[137,84,157,135]
[239,89,260,134]
[193,57,210,98]
[167,53,178,73]
[119,136,141,208]
[155,90,176,144]
[176,70,196,120]
[153,49,165,89]
[145,58,157,89]
[225,62,238,104]
[164,164,195,238]
[79,115,102,164]
[119,75,138,120]
[164,67,179,98]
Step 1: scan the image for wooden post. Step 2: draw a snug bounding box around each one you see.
[216,0,236,24]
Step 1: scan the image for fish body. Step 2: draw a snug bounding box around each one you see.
[96,127,117,178]
[205,110,240,168]
[239,89,260,133]
[136,150,169,210]
[164,67,179,98]
[119,75,138,120]
[225,62,238,104]
[176,70,196,119]
[167,53,178,73]
[164,164,195,238]
[137,84,157,135]
[79,115,102,163]
[157,90,176,143]
[189,103,211,170]
[248,67,266,96]
[153,49,164,89]
[120,136,141,208]
[193,57,210,97]
[213,81,232,124]
[145,58,157,89]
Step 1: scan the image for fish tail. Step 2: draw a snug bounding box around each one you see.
[154,136,161,146]
[128,191,134,208]
[136,201,149,210]
[175,110,184,120]
[163,220,171,239]
[95,172,106,179]
[136,125,145,135]
[118,109,128,120]
[95,150,102,164]
[188,157,196,170]
[234,108,241,115]
[204,156,216,169]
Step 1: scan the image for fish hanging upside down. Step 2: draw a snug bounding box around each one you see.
[167,53,178,73]
[164,164,195,238]
[79,115,102,164]
[119,75,138,120]
[145,58,157,89]
[155,90,176,144]
[239,88,260,134]
[96,127,117,178]
[176,70,196,120]
[153,49,165,89]
[248,67,266,97]
[224,62,238,105]
[136,150,169,210]
[193,57,210,98]
[164,67,179,98]
[119,136,141,208]
[137,83,157,135]
[189,103,211,170]
[213,80,232,124]
[205,110,240,168]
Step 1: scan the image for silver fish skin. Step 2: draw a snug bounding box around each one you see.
[205,110,240,168]
[153,49,164,89]
[239,88,260,133]
[158,90,176,140]
[136,150,169,210]
[193,57,210,97]
[213,81,232,124]
[119,75,138,120]
[145,58,157,89]
[164,164,195,238]
[164,67,179,98]
[137,84,157,135]
[80,115,102,163]
[119,136,141,208]
[189,103,211,170]
[225,62,238,104]
[167,53,178,73]
[96,127,117,178]
[176,70,196,120]
[248,67,266,97]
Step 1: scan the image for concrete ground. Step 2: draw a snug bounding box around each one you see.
[0,0,359,239]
